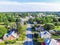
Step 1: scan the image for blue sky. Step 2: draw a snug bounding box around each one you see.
[19,0,54,2]
[0,0,60,12]
[17,0,60,3]
[1,0,60,3]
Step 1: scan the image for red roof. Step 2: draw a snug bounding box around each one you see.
[41,42,46,45]
[56,41,60,45]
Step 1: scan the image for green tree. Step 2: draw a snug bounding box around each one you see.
[44,23,55,30]
[24,21,27,25]
[4,17,9,26]
[17,23,22,34]
[54,22,60,28]
[45,16,52,23]
[42,17,47,24]
[29,18,34,24]
[35,17,42,24]
[0,27,7,38]
[11,15,16,22]
[52,17,58,22]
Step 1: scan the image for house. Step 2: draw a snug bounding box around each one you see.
[55,39,60,45]
[33,21,37,25]
[29,15,35,19]
[20,16,30,25]
[39,31,51,38]
[20,18,24,25]
[44,39,57,45]
[41,42,46,45]
[35,25,44,32]
[49,30,56,34]
[44,39,60,45]
[37,13,45,18]
[3,28,18,40]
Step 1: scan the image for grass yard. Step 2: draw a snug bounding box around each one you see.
[6,41,23,45]
[21,25,27,31]
[0,22,4,25]
[54,26,60,30]
[51,35,60,39]
[17,25,27,41]
[0,43,6,45]
[0,22,27,41]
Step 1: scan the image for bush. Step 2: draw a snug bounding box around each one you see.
[24,21,27,25]
[57,31,60,35]
[17,33,25,41]
[31,25,35,30]
[44,23,55,30]
[33,33,38,38]
[54,22,60,26]
[5,40,16,44]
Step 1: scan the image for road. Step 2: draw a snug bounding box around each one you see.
[24,22,33,45]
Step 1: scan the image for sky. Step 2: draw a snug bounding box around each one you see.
[0,0,60,12]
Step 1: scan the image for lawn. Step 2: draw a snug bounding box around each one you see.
[21,25,27,31]
[0,43,6,45]
[6,41,24,45]
[0,22,27,31]
[17,25,27,41]
[51,35,60,39]
[54,26,60,30]
[0,22,27,41]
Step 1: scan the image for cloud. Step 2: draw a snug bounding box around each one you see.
[0,1,60,12]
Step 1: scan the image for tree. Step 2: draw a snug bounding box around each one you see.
[17,23,22,34]
[24,21,27,25]
[33,33,38,38]
[35,17,42,24]
[54,22,60,26]
[0,27,7,38]
[4,17,9,26]
[44,23,55,30]
[29,18,34,24]
[10,15,16,22]
[58,18,60,22]
[42,17,47,24]
[52,17,58,22]
[54,22,60,28]
[45,16,52,23]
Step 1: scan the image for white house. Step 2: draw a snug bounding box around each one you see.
[37,13,45,18]
[20,16,30,25]
[35,25,44,31]
[49,30,56,34]
[3,29,18,40]
[44,39,57,45]
[33,21,37,25]
[39,31,51,38]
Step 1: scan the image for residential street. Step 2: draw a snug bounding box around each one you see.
[24,22,33,45]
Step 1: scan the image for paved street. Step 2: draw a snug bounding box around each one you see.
[24,22,33,45]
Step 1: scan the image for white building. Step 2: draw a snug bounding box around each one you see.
[3,30,18,40]
[44,39,57,45]
[39,31,51,38]
[38,13,45,18]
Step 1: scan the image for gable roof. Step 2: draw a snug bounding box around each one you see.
[39,31,51,38]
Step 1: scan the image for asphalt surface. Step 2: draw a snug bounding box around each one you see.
[24,22,33,45]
